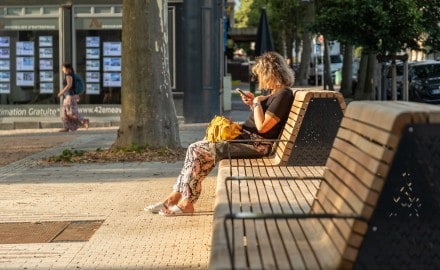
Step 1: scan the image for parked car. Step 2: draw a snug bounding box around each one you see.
[383,61,405,99]
[408,61,440,104]
[308,54,343,85]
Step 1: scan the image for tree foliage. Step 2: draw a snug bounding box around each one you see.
[235,0,312,60]
[235,1,440,69]
[314,0,440,55]
[234,0,267,28]
[312,0,440,99]
[235,0,315,85]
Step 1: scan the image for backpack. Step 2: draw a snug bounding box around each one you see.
[205,115,242,143]
[72,73,85,95]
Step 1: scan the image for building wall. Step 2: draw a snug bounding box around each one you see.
[0,0,223,123]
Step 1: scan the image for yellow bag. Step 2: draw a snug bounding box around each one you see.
[205,116,242,143]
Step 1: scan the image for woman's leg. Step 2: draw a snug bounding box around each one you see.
[67,97,85,131]
[59,97,72,131]
[160,140,216,214]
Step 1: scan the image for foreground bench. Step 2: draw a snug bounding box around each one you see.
[209,101,440,269]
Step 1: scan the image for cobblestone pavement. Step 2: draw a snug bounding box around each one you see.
[0,126,217,269]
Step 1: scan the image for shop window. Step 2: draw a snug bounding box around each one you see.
[24,7,41,15]
[75,7,92,14]
[114,6,122,14]
[6,8,22,16]
[93,7,112,14]
[0,31,59,104]
[43,7,59,15]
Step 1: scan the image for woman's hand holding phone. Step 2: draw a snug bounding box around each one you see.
[236,88,254,106]
[236,88,249,97]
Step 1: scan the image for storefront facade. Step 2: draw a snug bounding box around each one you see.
[0,0,223,123]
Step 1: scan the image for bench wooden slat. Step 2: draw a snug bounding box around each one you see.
[331,138,389,180]
[228,218,248,268]
[244,219,263,269]
[326,158,380,206]
[336,127,395,164]
[286,219,320,269]
[340,117,401,148]
[328,147,384,192]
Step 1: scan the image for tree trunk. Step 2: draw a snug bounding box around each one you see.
[296,2,315,86]
[354,51,376,100]
[297,31,312,86]
[340,44,353,97]
[323,39,333,90]
[113,0,180,149]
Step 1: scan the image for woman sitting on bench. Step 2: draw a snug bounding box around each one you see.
[145,51,295,216]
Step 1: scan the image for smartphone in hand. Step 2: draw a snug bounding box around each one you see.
[236,88,251,98]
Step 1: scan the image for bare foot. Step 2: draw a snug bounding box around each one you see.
[178,199,195,213]
[163,191,182,207]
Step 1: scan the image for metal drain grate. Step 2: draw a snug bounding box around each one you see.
[0,220,104,244]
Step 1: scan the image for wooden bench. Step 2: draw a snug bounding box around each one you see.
[209,101,440,270]
[220,89,346,170]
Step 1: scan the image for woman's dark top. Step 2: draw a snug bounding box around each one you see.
[62,72,74,96]
[242,88,294,139]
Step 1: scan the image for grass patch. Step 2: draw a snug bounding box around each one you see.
[45,148,85,163]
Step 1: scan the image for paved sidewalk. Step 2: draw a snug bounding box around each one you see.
[0,125,220,270]
[0,87,256,269]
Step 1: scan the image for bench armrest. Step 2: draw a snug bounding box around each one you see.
[224,138,288,153]
[224,139,291,174]
[225,175,325,181]
[225,212,368,222]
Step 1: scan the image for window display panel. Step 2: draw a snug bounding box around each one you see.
[103,72,121,87]
[39,48,53,58]
[16,72,35,86]
[86,48,99,59]
[0,83,10,94]
[0,37,10,47]
[0,48,10,59]
[0,60,10,70]
[86,71,100,82]
[0,71,10,81]
[16,57,34,71]
[39,36,52,47]
[103,57,121,72]
[16,41,34,56]
[40,71,53,82]
[103,42,121,56]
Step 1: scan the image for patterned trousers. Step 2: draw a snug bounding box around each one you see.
[173,139,269,203]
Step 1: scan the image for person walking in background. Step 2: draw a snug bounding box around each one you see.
[57,62,89,132]
[144,51,295,216]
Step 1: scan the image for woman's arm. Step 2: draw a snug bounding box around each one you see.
[57,75,73,97]
[252,95,278,133]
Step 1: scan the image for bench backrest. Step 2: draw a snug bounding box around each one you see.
[312,101,440,269]
[273,89,346,166]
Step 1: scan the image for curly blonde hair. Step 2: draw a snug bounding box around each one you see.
[251,51,295,91]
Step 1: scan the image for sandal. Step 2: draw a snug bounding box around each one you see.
[82,119,89,129]
[158,205,193,217]
[144,202,166,213]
